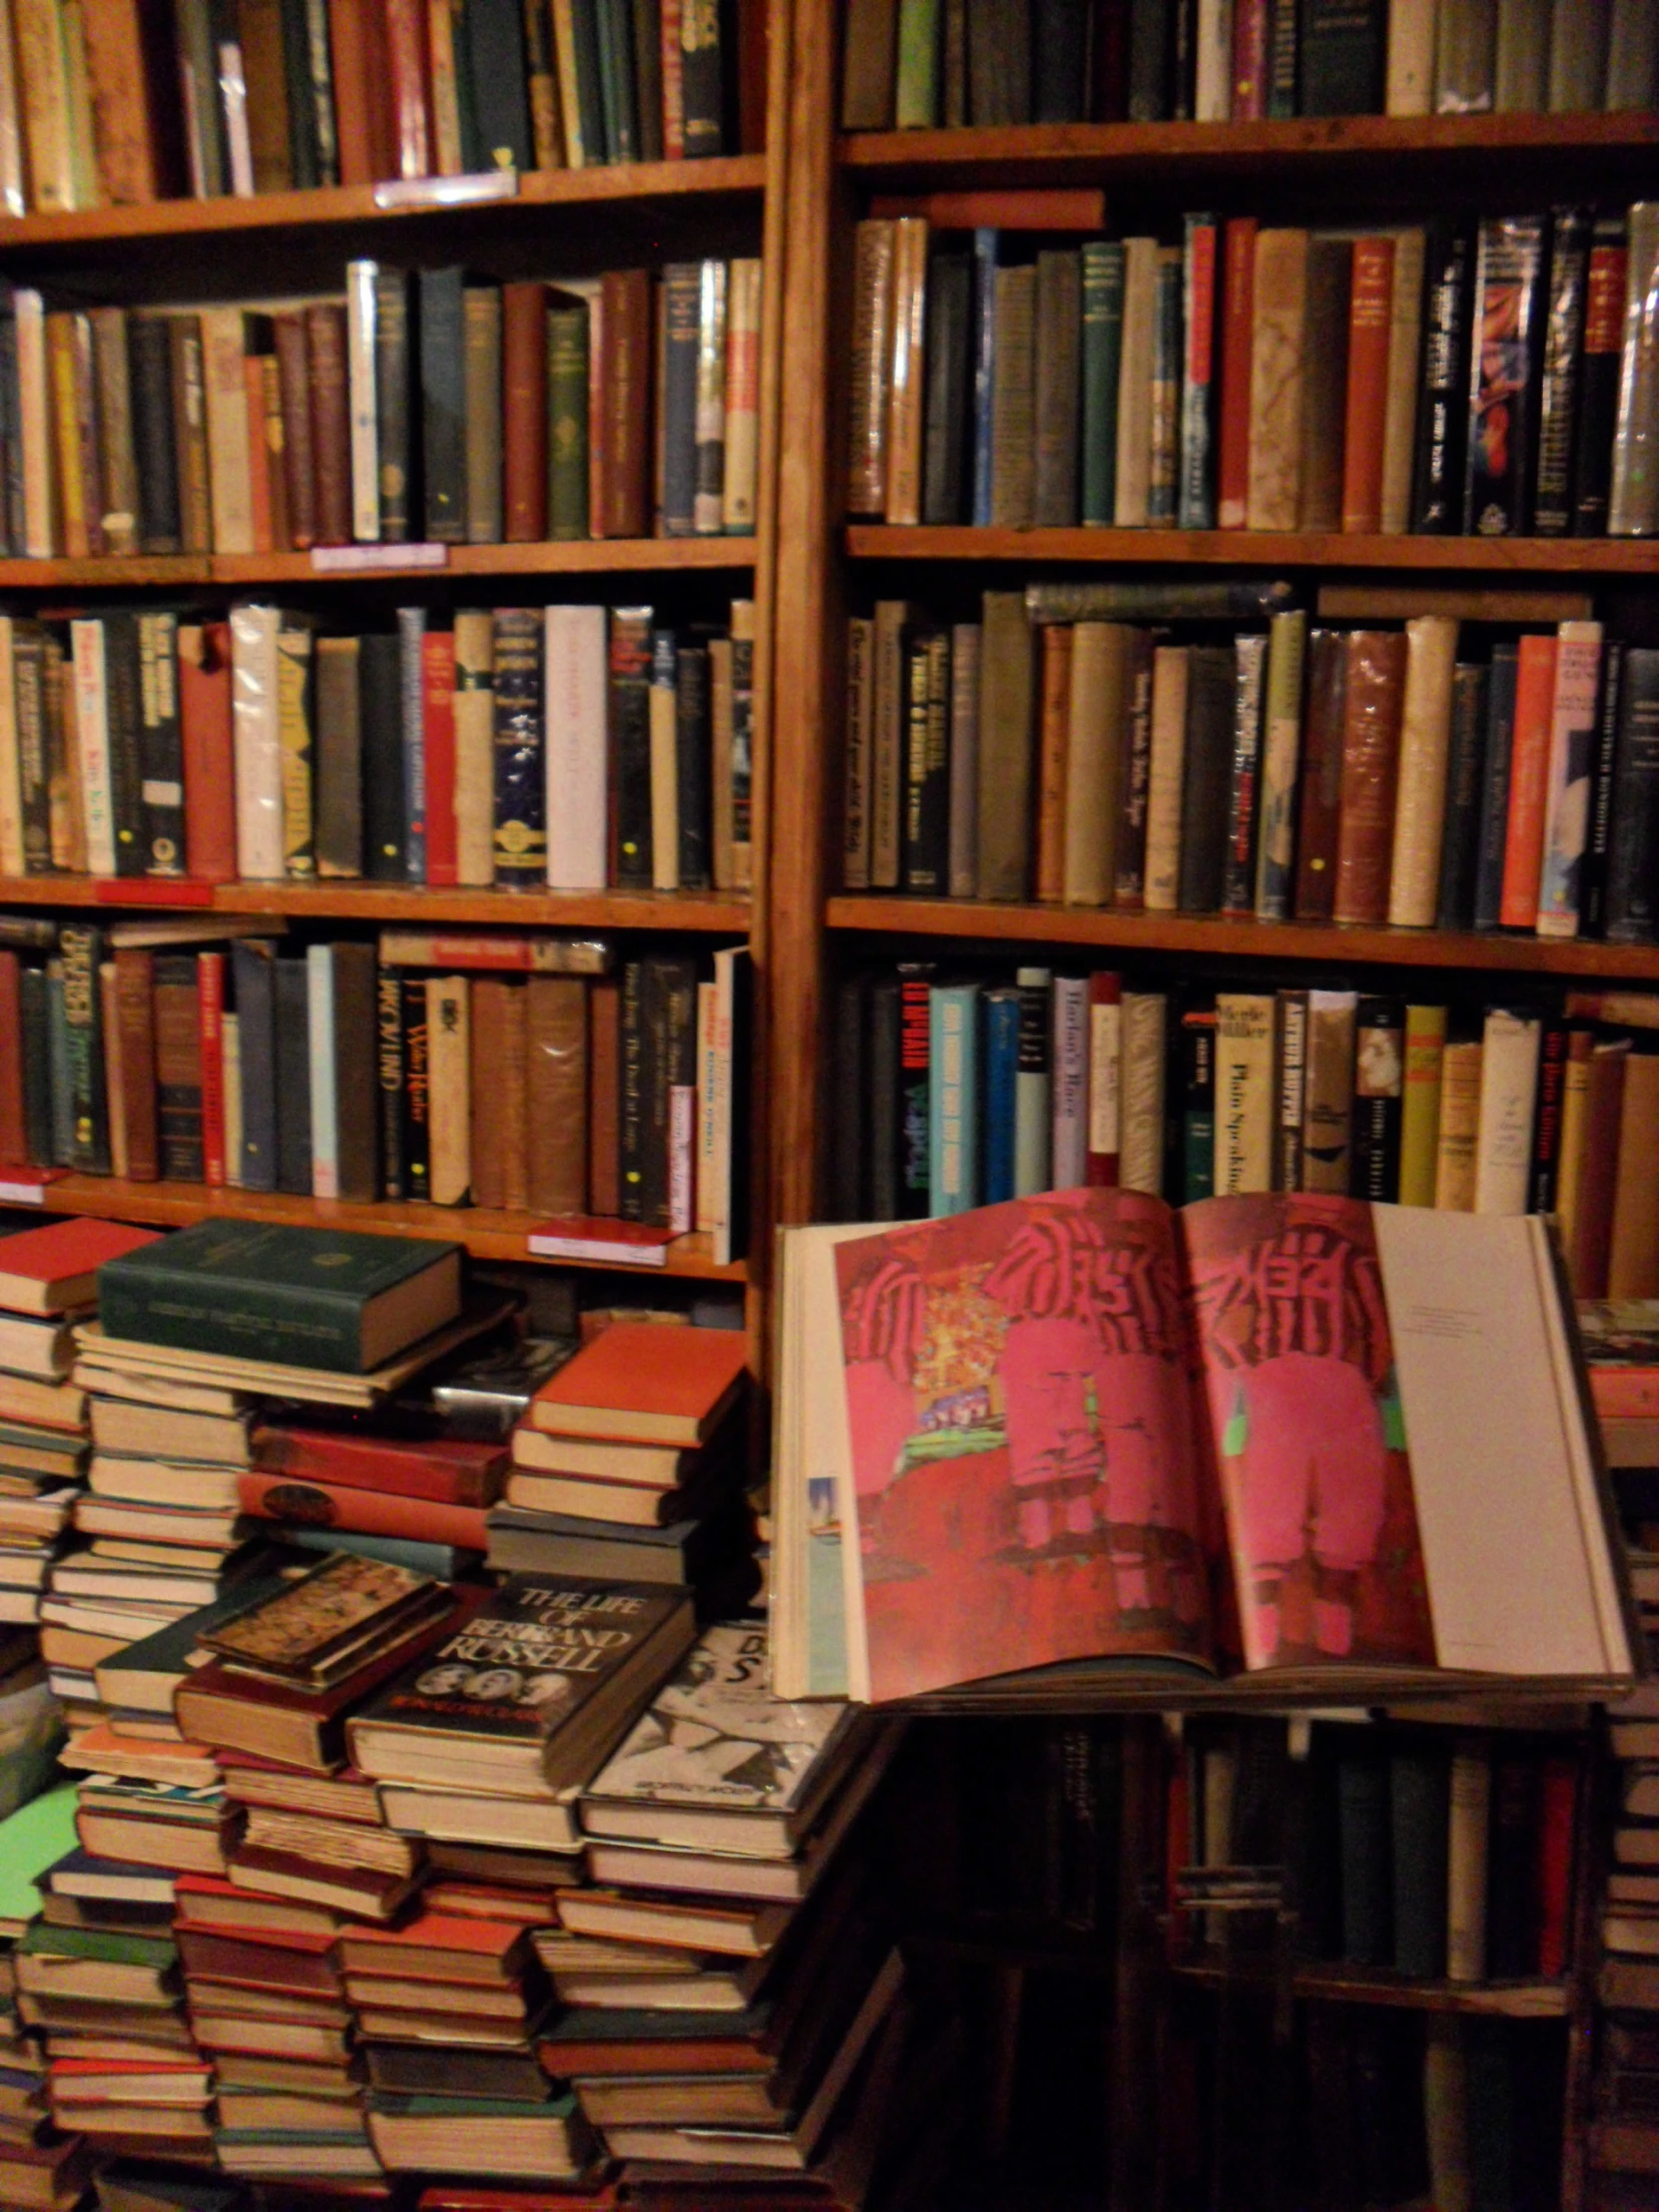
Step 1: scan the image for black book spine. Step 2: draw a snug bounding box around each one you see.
[359,632,406,881]
[279,0,320,188]
[1573,215,1629,537]
[1462,215,1546,538]
[137,611,185,876]
[19,963,50,1165]
[680,0,726,155]
[1177,643,1236,914]
[1410,221,1472,535]
[420,270,467,544]
[1176,997,1216,1203]
[1485,1757,1541,1979]
[1349,996,1402,1203]
[660,263,700,537]
[376,967,404,1199]
[398,973,429,1201]
[373,270,411,546]
[610,606,654,890]
[0,302,18,557]
[58,924,109,1174]
[900,626,950,893]
[103,613,147,878]
[1032,0,1090,120]
[867,975,902,1220]
[1220,634,1266,916]
[1126,0,1170,118]
[1606,648,1659,944]
[897,962,932,1218]
[1266,0,1299,114]
[466,0,534,171]
[568,0,609,163]
[492,608,546,888]
[632,0,664,162]
[128,314,181,554]
[1528,1019,1568,1215]
[13,626,50,876]
[644,954,698,1229]
[1297,0,1383,114]
[302,0,337,185]
[1581,638,1625,940]
[921,251,971,526]
[1434,662,1487,931]
[1471,643,1518,930]
[1531,208,1591,537]
[619,958,646,1220]
[831,974,867,1221]
[232,941,277,1193]
[274,957,312,1197]
[673,634,713,889]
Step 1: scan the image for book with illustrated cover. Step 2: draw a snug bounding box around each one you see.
[580,1624,862,1856]
[778,1188,1637,1707]
[200,1551,442,1683]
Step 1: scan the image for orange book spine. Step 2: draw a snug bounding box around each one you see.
[382,0,432,181]
[1498,633,1559,929]
[1341,236,1393,535]
[1216,216,1257,532]
[180,621,237,884]
[1035,622,1071,903]
[329,0,394,185]
[236,1469,490,1550]
[198,951,227,1188]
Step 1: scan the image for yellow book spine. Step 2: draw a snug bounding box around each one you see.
[1398,1003,1447,1207]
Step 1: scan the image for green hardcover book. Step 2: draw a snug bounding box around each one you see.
[19,1921,177,1970]
[0,1785,78,1929]
[46,959,72,1167]
[546,290,591,541]
[95,1221,463,1375]
[1080,240,1124,527]
[895,0,940,124]
[57,924,109,1175]
[1389,1743,1449,1977]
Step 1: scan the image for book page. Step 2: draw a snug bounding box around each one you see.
[833,1190,1215,1704]
[1373,1207,1632,1680]
[1181,1193,1436,1676]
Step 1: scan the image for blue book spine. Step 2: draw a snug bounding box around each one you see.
[971,229,999,528]
[928,984,980,1215]
[981,986,1019,1205]
[285,1526,476,1579]
[396,607,426,884]
[1178,214,1218,530]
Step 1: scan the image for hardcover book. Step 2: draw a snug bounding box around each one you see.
[200,1550,443,1684]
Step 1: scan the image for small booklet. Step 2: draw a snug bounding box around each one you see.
[776,1189,1638,1707]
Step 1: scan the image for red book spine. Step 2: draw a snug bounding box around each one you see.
[1499,633,1559,928]
[660,0,685,159]
[421,631,458,888]
[1217,217,1257,531]
[0,952,24,1165]
[381,0,431,180]
[251,1426,505,1506]
[1534,1756,1577,1977]
[197,950,226,1187]
[236,1469,490,1550]
[1341,236,1394,535]
[1588,1367,1659,1418]
[180,622,237,883]
[1085,970,1121,1187]
[501,281,549,543]
[1230,0,1269,119]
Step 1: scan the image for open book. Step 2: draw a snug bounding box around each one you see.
[772,1191,1638,1707]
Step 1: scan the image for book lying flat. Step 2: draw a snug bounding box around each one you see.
[782,1190,1639,1707]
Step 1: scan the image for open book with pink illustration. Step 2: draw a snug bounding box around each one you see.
[771,1190,1639,1708]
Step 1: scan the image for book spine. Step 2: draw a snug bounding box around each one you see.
[1609,203,1659,539]
[1434,1036,1481,1209]
[1528,1016,1568,1216]
[1034,622,1071,904]
[609,605,655,890]
[462,282,503,546]
[425,973,470,1206]
[1446,1745,1490,1982]
[1397,1002,1446,1205]
[1411,221,1472,532]
[1080,240,1124,527]
[679,0,723,155]
[1219,632,1267,917]
[491,608,545,888]
[1179,999,1217,1202]
[1032,247,1081,530]
[112,946,158,1181]
[1579,637,1624,938]
[420,270,467,544]
[1536,620,1604,937]
[1341,233,1393,535]
[947,621,980,898]
[1143,643,1189,913]
[692,258,729,537]
[58,924,109,1172]
[68,619,115,876]
[276,621,315,881]
[660,261,699,536]
[542,603,607,892]
[1050,971,1088,1189]
[398,970,429,1201]
[1532,208,1591,536]
[342,263,378,542]
[971,227,997,526]
[1333,629,1407,926]
[547,294,591,542]
[1435,661,1487,930]
[375,968,404,1200]
[1498,632,1558,928]
[1339,1749,1389,1965]
[1386,615,1460,928]
[369,270,409,546]
[1178,213,1218,530]
[154,951,204,1182]
[1062,622,1125,908]
[1115,630,1155,909]
[1573,218,1628,535]
[1462,215,1545,535]
[974,591,1034,901]
[989,262,1035,530]
[197,947,226,1188]
[1086,971,1122,1187]
[1274,986,1307,1190]
[981,984,1019,1205]
[1245,226,1307,531]
[1473,1006,1540,1214]
[649,628,680,890]
[847,220,896,519]
[886,219,928,528]
[421,630,457,890]
[1013,965,1051,1198]
[1120,992,1167,1194]
[1607,649,1659,942]
[928,982,979,1214]
[1253,608,1307,919]
[1302,987,1357,1192]
[900,627,950,894]
[20,963,49,1163]
[1213,989,1274,1194]
[1146,247,1182,526]
[502,280,549,544]
[599,267,653,538]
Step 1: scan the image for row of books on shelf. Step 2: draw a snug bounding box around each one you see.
[2,0,763,217]
[842,0,1657,128]
[851,202,1659,538]
[844,594,1658,945]
[0,257,763,562]
[0,600,756,894]
[0,927,753,1258]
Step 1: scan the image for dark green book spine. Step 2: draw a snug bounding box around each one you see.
[631,0,664,161]
[1032,0,1089,119]
[546,296,590,540]
[233,941,277,1194]
[360,633,406,883]
[13,624,51,874]
[1337,1747,1390,1967]
[373,270,411,545]
[672,632,713,889]
[274,956,310,1198]
[302,0,337,184]
[1178,1000,1215,1203]
[679,0,726,155]
[491,608,546,887]
[376,968,405,1200]
[1176,644,1235,913]
[921,249,971,526]
[1350,996,1403,1202]
[420,270,467,544]
[20,963,50,1165]
[610,606,654,889]
[138,611,185,875]
[59,925,109,1173]
[1266,0,1298,113]
[279,0,321,187]
[399,973,429,1201]
[104,613,147,878]
[1297,0,1383,113]
[568,0,609,163]
[1388,1746,1448,1977]
[128,314,181,554]
[467,0,536,170]
[46,960,71,1166]
[1434,662,1487,931]
[1471,643,1518,930]
[619,958,646,1220]
[594,0,640,162]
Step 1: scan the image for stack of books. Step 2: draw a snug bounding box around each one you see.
[0,1786,90,2212]
[490,1322,755,1595]
[548,1622,903,2179]
[0,1220,158,1641]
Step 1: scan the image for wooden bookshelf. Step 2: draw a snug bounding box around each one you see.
[0,878,750,928]
[1169,1958,1573,2019]
[846,525,1658,574]
[0,539,756,590]
[37,1174,746,1282]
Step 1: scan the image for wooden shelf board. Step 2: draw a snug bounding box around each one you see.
[37,1176,746,1281]
[846,525,1656,573]
[0,540,755,590]
[0,878,750,930]
[828,896,1659,979]
[0,156,768,252]
[1171,1957,1571,2018]
[840,112,1659,182]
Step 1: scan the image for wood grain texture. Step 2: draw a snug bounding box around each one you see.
[0,541,757,590]
[844,526,1659,573]
[0,878,750,928]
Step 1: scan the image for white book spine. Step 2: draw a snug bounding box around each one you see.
[230,604,284,880]
[669,1081,696,1235]
[221,1012,243,1189]
[219,40,255,197]
[543,604,608,889]
[1088,994,1122,1172]
[346,262,380,543]
[1254,608,1308,918]
[649,642,680,892]
[200,305,254,557]
[1536,620,1604,937]
[0,618,20,876]
[694,257,728,537]
[1386,0,1437,111]
[1472,1007,1540,1214]
[1387,615,1460,927]
[696,979,719,1236]
[1144,646,1190,911]
[69,619,115,875]
[722,258,762,533]
[1195,0,1234,118]
[1214,992,1276,1194]
[15,290,52,558]
[1050,974,1088,1191]
[306,944,337,1200]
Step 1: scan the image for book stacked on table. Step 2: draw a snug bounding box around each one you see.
[490,1323,757,1602]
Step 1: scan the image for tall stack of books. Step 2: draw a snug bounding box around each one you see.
[489,1322,755,1600]
[0,1785,90,2212]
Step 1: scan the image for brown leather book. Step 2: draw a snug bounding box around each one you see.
[974,590,1035,901]
[329,0,395,185]
[176,1929,342,1995]
[314,637,362,878]
[1610,1050,1659,1299]
[468,976,510,1211]
[1573,1039,1629,1300]
[1298,235,1351,533]
[1293,627,1347,922]
[1034,621,1071,902]
[91,307,138,558]
[305,303,352,549]
[179,621,237,883]
[382,0,432,181]
[113,947,159,1182]
[587,975,621,1217]
[239,0,293,195]
[499,976,529,1213]
[274,312,317,551]
[526,976,588,1216]
[0,953,24,1167]
[1332,629,1407,926]
[1341,235,1394,535]
[79,0,168,205]
[738,0,769,150]
[599,270,654,539]
[501,281,548,543]
[169,315,213,556]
